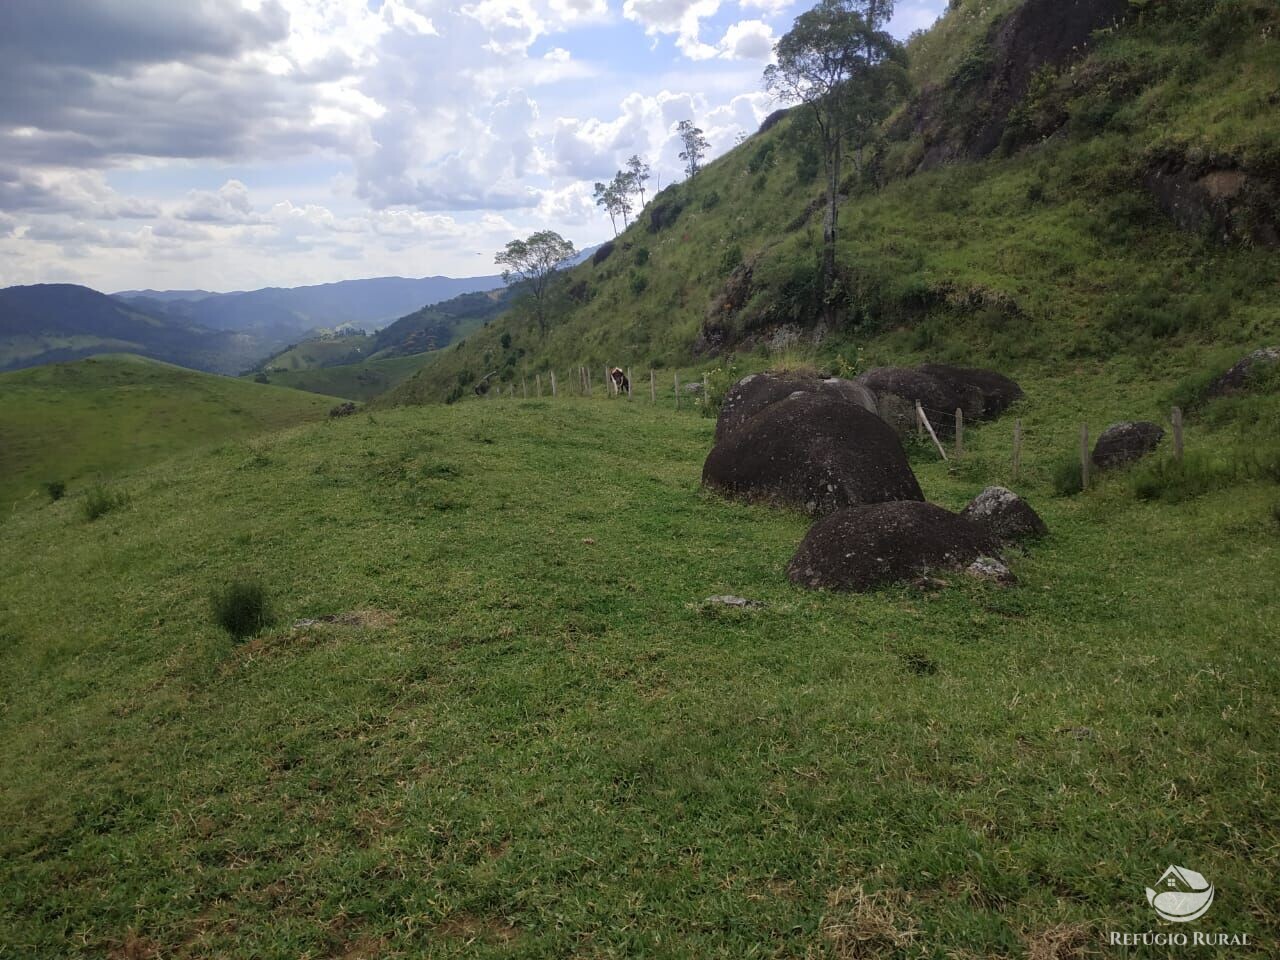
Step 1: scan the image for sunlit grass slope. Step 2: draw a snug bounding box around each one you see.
[2,365,1277,957]
[0,354,340,508]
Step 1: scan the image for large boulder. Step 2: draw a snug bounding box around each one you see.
[1092,421,1164,469]
[960,486,1048,543]
[702,392,924,515]
[1207,346,1280,398]
[854,367,975,435]
[918,364,1024,419]
[714,372,877,441]
[788,501,999,592]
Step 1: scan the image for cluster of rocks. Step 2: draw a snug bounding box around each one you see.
[852,363,1023,436]
[329,401,358,418]
[702,369,1046,593]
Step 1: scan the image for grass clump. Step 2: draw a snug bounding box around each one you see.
[1132,446,1280,503]
[43,481,66,502]
[1050,454,1084,497]
[81,484,128,521]
[210,579,274,639]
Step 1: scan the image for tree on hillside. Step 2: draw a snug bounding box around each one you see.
[593,181,620,235]
[764,0,905,321]
[609,170,634,227]
[495,231,577,335]
[626,155,651,208]
[677,120,709,179]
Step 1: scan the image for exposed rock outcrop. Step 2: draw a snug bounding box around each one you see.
[1091,421,1164,469]
[1145,160,1279,249]
[1207,346,1280,398]
[961,486,1048,544]
[714,372,876,441]
[788,501,998,592]
[703,392,924,515]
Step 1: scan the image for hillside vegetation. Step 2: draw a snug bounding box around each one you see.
[2,364,1278,954]
[0,355,340,508]
[248,352,429,403]
[385,0,1279,407]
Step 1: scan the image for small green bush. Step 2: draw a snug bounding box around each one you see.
[44,480,66,502]
[1051,455,1084,497]
[1131,452,1232,503]
[211,580,274,639]
[82,484,128,521]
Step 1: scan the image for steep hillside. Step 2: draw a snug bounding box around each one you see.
[0,284,264,375]
[0,354,339,507]
[386,0,1279,406]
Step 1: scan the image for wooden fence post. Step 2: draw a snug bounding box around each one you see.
[1080,423,1091,491]
[521,378,527,399]
[954,407,964,458]
[536,374,542,397]
[915,400,948,461]
[626,367,633,401]
[650,369,656,403]
[702,372,709,409]
[674,371,680,410]
[1012,419,1023,481]
[604,365,611,397]
[1172,406,1184,462]
[551,372,557,397]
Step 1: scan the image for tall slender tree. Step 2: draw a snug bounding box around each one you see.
[764,0,904,321]
[676,120,709,179]
[609,170,634,227]
[626,154,651,208]
[593,181,619,236]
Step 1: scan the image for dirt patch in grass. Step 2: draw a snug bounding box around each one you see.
[435,912,522,945]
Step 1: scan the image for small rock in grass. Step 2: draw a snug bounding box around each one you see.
[704,595,764,609]
[965,556,1017,585]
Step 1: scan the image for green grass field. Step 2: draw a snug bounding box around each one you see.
[3,357,1277,957]
[250,353,430,403]
[0,355,341,509]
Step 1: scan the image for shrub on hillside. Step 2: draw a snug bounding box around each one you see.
[1051,455,1084,497]
[82,484,128,521]
[44,480,66,502]
[211,580,274,639]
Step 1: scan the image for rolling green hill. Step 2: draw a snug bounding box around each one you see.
[385,0,1279,408]
[0,355,340,508]
[1,367,1277,955]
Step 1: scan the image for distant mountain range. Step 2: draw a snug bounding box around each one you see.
[0,284,261,375]
[1,272,509,375]
[114,273,506,338]
[4,250,599,377]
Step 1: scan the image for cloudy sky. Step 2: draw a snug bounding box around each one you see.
[0,0,945,292]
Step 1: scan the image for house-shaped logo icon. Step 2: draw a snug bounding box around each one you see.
[1145,865,1215,923]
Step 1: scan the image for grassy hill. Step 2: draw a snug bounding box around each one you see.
[0,355,340,508]
[249,352,430,403]
[1,367,1277,955]
[385,0,1279,407]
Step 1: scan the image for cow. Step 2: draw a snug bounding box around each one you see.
[610,367,630,395]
